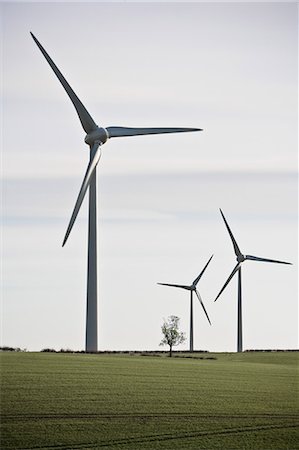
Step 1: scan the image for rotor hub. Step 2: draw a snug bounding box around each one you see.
[85,127,109,146]
[237,254,245,263]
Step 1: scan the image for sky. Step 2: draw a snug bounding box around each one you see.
[1,2,298,352]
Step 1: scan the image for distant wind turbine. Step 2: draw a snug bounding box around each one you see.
[215,209,292,352]
[158,255,213,352]
[31,33,202,352]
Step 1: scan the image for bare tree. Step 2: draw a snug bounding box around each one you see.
[159,315,186,357]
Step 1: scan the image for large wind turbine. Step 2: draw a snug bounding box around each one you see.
[158,255,213,352]
[31,33,202,352]
[215,209,292,352]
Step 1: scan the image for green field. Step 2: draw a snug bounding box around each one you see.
[1,351,298,449]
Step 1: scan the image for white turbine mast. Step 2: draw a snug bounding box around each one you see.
[31,32,202,352]
[214,209,292,352]
[158,255,213,352]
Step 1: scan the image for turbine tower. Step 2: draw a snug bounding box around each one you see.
[158,255,213,352]
[31,33,202,352]
[215,209,292,352]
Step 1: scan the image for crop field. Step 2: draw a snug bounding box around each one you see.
[1,351,298,449]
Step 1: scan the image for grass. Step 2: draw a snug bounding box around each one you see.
[1,351,298,449]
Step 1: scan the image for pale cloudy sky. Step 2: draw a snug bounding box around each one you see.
[1,2,298,352]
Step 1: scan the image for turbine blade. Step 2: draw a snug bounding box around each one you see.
[195,290,211,325]
[30,32,97,134]
[62,142,101,246]
[219,209,242,258]
[245,255,292,265]
[157,283,190,290]
[107,126,202,138]
[214,262,241,302]
[192,254,214,286]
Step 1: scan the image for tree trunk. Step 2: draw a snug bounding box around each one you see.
[169,345,172,357]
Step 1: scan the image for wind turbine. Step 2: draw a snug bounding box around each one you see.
[31,33,202,352]
[215,209,292,352]
[158,255,213,352]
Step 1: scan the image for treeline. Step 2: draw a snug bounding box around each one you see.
[0,346,26,352]
[244,349,298,352]
[40,349,298,354]
[40,349,210,354]
[1,347,298,353]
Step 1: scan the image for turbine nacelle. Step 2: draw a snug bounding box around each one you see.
[237,254,246,263]
[84,127,109,146]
